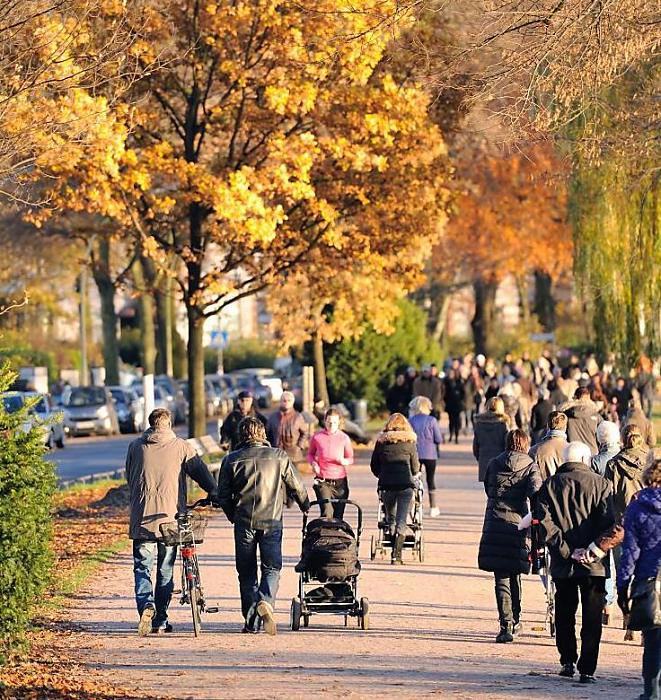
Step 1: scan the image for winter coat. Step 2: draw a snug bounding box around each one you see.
[409,413,442,461]
[442,378,465,415]
[412,375,443,413]
[220,408,268,451]
[530,432,568,481]
[125,428,218,540]
[266,408,308,463]
[622,407,656,449]
[530,399,553,442]
[370,429,420,491]
[590,443,620,477]
[562,400,602,453]
[472,411,510,482]
[604,446,649,522]
[217,441,309,529]
[618,488,661,588]
[537,461,615,579]
[478,451,542,574]
[386,383,412,415]
[500,394,523,429]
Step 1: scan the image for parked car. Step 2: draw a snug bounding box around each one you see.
[108,386,144,433]
[63,386,120,437]
[155,375,188,424]
[23,392,66,449]
[240,368,284,402]
[1,391,32,434]
[133,384,170,413]
[229,371,273,408]
[205,374,234,416]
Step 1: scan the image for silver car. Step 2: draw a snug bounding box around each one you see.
[64,386,120,437]
[24,392,66,449]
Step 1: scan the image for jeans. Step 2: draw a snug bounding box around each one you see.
[643,627,661,699]
[234,522,283,625]
[313,478,349,519]
[494,571,522,628]
[132,539,177,629]
[381,488,414,537]
[555,576,605,676]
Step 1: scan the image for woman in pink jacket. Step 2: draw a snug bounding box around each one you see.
[307,408,354,519]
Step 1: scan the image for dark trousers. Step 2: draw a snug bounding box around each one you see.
[643,627,661,700]
[313,478,349,519]
[494,571,522,628]
[420,459,437,492]
[554,576,605,676]
[234,522,283,624]
[447,410,462,439]
[381,487,414,537]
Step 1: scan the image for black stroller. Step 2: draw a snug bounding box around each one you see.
[370,476,424,562]
[291,499,369,630]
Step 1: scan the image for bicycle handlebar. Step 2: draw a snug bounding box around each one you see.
[175,498,211,520]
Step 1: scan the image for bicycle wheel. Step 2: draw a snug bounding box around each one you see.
[190,583,202,637]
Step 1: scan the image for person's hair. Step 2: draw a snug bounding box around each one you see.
[324,407,341,421]
[281,390,295,402]
[596,420,620,446]
[574,387,590,400]
[547,411,567,431]
[564,441,591,465]
[486,396,504,415]
[384,412,413,433]
[506,429,530,453]
[408,395,432,416]
[622,424,644,449]
[643,459,661,488]
[238,416,267,443]
[149,408,172,429]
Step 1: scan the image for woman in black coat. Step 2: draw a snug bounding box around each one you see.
[370,413,420,565]
[478,429,542,643]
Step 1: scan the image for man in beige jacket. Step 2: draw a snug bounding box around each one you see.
[126,408,218,635]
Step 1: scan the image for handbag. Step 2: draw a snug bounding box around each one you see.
[627,571,661,631]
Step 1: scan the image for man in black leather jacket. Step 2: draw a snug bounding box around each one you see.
[217,416,310,635]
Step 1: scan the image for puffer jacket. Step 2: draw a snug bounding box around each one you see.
[562,399,602,453]
[472,411,510,482]
[619,488,661,588]
[217,441,310,529]
[370,429,420,491]
[478,451,542,574]
[604,446,649,522]
[409,413,442,461]
[125,428,218,540]
[537,461,615,579]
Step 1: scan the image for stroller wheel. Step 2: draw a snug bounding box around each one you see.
[419,537,425,563]
[370,535,377,561]
[360,598,370,630]
[290,597,302,631]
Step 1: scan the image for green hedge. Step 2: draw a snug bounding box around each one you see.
[0,362,56,658]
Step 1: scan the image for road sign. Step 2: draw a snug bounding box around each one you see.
[209,330,229,350]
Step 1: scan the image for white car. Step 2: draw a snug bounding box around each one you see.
[24,392,66,449]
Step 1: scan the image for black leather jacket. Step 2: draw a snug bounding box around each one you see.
[217,441,310,529]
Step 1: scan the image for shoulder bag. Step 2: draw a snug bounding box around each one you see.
[628,570,661,631]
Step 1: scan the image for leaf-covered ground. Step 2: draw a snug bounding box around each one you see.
[0,482,155,700]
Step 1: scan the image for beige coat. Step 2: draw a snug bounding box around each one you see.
[125,428,217,540]
[530,434,568,481]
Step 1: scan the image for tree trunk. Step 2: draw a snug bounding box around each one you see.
[312,328,330,407]
[91,238,120,386]
[471,277,498,356]
[155,277,174,376]
[515,274,531,325]
[533,270,556,331]
[187,308,206,437]
[132,257,156,375]
[432,293,452,343]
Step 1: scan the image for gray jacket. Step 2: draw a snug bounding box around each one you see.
[218,441,310,530]
[125,428,218,540]
[530,432,568,481]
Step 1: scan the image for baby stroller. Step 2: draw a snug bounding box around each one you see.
[530,516,555,637]
[370,476,424,562]
[291,499,369,630]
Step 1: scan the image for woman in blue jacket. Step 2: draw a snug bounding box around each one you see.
[619,458,661,700]
[408,396,443,517]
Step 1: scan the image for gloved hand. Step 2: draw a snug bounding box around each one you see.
[301,497,311,513]
[617,587,630,615]
[208,492,222,509]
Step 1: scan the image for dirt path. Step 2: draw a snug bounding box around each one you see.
[69,439,643,699]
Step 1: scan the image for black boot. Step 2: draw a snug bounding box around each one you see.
[496,624,514,643]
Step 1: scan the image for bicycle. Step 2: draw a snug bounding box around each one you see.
[159,498,218,637]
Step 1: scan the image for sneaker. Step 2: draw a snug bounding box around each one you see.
[512,621,523,636]
[137,605,155,637]
[430,507,440,518]
[256,601,277,636]
[558,663,575,678]
[151,622,173,635]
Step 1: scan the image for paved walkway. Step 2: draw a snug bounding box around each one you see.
[71,439,643,699]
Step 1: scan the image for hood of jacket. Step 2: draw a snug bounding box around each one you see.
[611,446,649,478]
[637,487,661,514]
[475,411,509,426]
[494,450,534,473]
[376,429,417,444]
[142,427,176,445]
